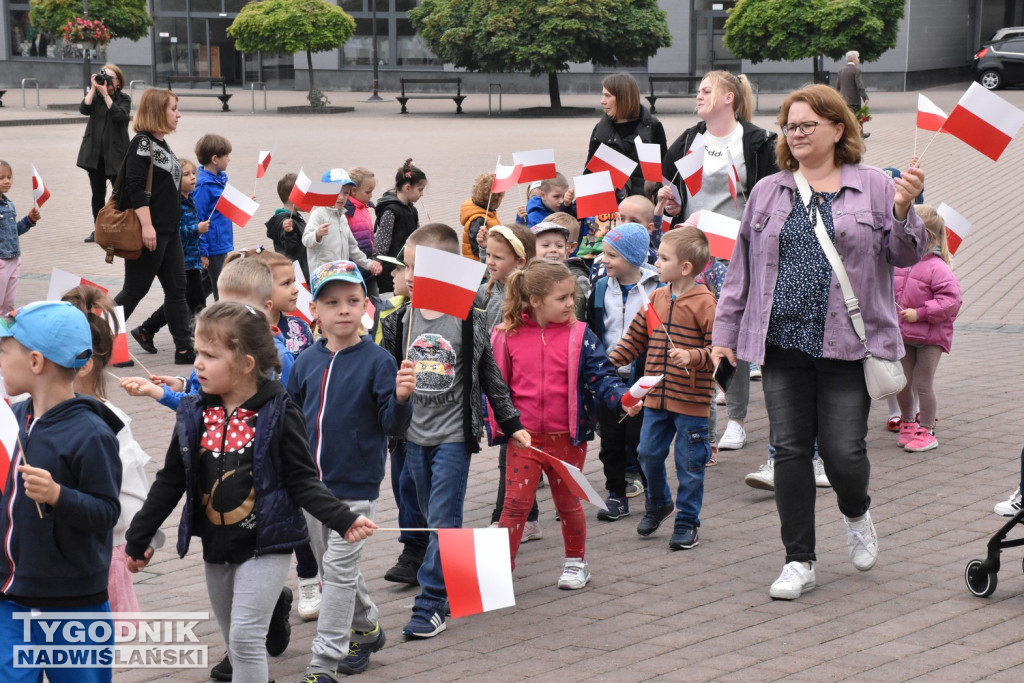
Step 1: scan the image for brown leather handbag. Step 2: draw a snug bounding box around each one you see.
[95,140,153,263]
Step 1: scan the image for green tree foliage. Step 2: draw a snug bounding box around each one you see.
[29,0,152,41]
[409,0,671,108]
[228,0,356,107]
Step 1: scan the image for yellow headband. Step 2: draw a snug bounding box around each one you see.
[488,225,526,259]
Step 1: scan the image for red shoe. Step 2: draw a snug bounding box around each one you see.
[886,416,901,432]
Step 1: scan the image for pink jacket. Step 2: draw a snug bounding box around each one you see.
[893,253,962,353]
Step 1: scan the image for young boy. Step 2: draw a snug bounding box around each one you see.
[0,301,123,682]
[609,227,717,550]
[585,223,659,522]
[380,223,529,639]
[192,133,235,301]
[305,169,383,277]
[590,195,660,285]
[526,173,576,227]
[265,172,310,282]
[288,261,415,679]
[531,220,591,321]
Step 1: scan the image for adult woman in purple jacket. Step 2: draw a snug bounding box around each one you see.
[711,85,926,600]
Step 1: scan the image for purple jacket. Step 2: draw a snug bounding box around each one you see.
[894,253,962,353]
[713,164,927,364]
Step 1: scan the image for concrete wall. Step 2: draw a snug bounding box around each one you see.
[649,1,691,74]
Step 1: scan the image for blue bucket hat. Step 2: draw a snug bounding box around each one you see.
[311,260,366,299]
[321,169,357,187]
[0,301,93,369]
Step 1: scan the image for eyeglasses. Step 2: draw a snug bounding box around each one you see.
[781,121,835,137]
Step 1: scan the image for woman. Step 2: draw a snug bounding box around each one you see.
[586,73,666,197]
[113,88,194,364]
[78,63,131,242]
[711,85,925,600]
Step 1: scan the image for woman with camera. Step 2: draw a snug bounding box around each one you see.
[78,63,131,243]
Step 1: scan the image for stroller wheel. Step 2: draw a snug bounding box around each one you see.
[965,559,997,597]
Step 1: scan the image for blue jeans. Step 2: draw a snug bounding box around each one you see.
[638,409,711,529]
[405,441,471,613]
[390,440,428,558]
[0,600,113,683]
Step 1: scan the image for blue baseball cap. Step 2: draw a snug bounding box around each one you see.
[321,169,357,186]
[0,301,93,368]
[310,260,366,299]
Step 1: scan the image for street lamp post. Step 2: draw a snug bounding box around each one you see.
[82,0,92,93]
[366,1,383,101]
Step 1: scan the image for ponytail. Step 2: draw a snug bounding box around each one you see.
[501,268,528,335]
[704,71,755,122]
[61,285,118,399]
[396,158,427,191]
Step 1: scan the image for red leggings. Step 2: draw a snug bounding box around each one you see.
[499,432,587,569]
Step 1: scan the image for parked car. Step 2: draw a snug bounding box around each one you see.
[974,37,1024,89]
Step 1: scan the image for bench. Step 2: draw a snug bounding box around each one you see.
[396,77,465,114]
[0,90,6,107]
[166,76,232,112]
[646,75,704,113]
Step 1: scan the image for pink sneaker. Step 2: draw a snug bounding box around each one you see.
[905,429,938,452]
[897,421,919,447]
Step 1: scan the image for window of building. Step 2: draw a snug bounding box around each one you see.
[396,17,439,66]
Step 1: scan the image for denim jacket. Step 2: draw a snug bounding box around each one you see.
[0,194,35,259]
[713,164,927,364]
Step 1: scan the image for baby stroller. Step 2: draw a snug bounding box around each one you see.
[965,508,1024,597]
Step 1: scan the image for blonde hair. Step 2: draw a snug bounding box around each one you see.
[775,84,864,172]
[349,166,375,189]
[915,205,952,264]
[502,259,576,334]
[133,88,178,135]
[218,257,274,305]
[703,71,755,122]
[545,212,581,244]
[601,73,642,121]
[661,225,711,271]
[225,246,292,270]
[486,224,536,295]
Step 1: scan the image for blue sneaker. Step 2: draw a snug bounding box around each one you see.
[402,609,446,638]
[669,524,699,550]
[337,621,386,674]
[597,496,629,521]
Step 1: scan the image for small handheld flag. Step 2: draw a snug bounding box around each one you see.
[289,168,343,212]
[638,286,663,338]
[530,446,608,512]
[622,375,664,409]
[697,211,741,261]
[411,246,487,320]
[511,149,557,183]
[213,183,259,228]
[941,82,1024,161]
[438,528,516,618]
[936,203,971,255]
[573,171,618,219]
[46,267,108,302]
[31,166,50,208]
[492,158,522,194]
[916,94,948,133]
[674,134,705,197]
[256,144,278,179]
[635,136,663,183]
[586,144,638,189]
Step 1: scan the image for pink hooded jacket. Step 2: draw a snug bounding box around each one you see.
[893,252,962,353]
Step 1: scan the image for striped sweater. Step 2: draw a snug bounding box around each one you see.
[609,284,717,417]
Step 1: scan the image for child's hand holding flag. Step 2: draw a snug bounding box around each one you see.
[396,360,416,403]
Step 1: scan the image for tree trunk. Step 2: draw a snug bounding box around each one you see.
[548,72,562,109]
[306,49,316,97]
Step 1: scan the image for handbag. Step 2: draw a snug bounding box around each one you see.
[793,170,907,400]
[95,137,153,263]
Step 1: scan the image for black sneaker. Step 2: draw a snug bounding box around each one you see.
[210,654,232,681]
[596,496,629,521]
[174,348,196,365]
[131,326,158,354]
[636,503,675,537]
[265,586,292,656]
[669,524,699,550]
[337,621,386,675]
[384,553,421,585]
[84,231,95,243]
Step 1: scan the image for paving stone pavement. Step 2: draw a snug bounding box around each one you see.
[3,82,1024,681]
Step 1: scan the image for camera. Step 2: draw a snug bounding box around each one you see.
[95,71,113,86]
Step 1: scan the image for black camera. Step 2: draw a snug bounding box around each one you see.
[95,71,113,86]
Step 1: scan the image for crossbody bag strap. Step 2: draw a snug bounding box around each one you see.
[144,135,155,203]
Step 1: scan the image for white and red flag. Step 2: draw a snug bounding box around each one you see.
[511,149,556,183]
[638,285,663,338]
[916,94,948,133]
[698,210,741,260]
[585,144,638,189]
[942,82,1024,161]
[674,133,705,197]
[635,136,663,182]
[438,528,515,618]
[411,245,487,320]
[661,214,673,233]
[534,448,608,512]
[725,149,741,205]
[491,157,522,194]
[106,306,129,365]
[622,374,664,409]
[292,262,314,323]
[0,398,21,496]
[936,202,971,255]
[46,267,108,302]
[289,168,343,212]
[256,144,278,179]
[573,171,618,219]
[31,166,49,207]
[214,183,259,228]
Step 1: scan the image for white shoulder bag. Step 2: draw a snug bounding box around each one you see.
[792,171,906,400]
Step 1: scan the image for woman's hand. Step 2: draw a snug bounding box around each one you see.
[711,346,737,368]
[893,166,925,221]
[142,225,157,251]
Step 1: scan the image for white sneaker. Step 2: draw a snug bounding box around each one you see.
[522,520,543,542]
[715,389,727,405]
[844,512,878,571]
[769,561,816,599]
[813,458,831,488]
[994,488,1022,516]
[718,421,746,450]
[745,459,774,491]
[749,363,762,380]
[297,576,322,620]
[557,558,591,590]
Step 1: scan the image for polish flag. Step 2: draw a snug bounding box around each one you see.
[412,245,487,319]
[621,374,664,409]
[916,94,948,133]
[942,82,1024,161]
[725,149,741,205]
[289,168,343,212]
[936,202,971,255]
[492,158,522,194]
[105,306,130,365]
[293,261,310,292]
[674,133,705,197]
[292,262,314,323]
[661,214,673,233]
[256,144,278,179]
[585,144,638,189]
[0,398,21,495]
[698,210,741,260]
[573,171,618,219]
[638,285,663,338]
[662,176,682,205]
[438,528,515,618]
[31,166,50,207]
[46,267,108,302]
[535,449,608,512]
[214,183,260,228]
[360,299,376,333]
[511,149,556,183]
[635,136,663,182]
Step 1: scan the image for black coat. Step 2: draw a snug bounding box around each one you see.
[587,106,668,197]
[76,89,132,177]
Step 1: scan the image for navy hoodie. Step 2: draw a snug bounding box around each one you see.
[287,336,412,500]
[0,396,122,606]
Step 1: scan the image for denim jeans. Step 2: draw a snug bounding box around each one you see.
[405,441,471,614]
[638,409,711,529]
[390,439,427,558]
[762,346,872,563]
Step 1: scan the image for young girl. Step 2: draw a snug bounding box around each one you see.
[461,172,504,260]
[306,170,382,278]
[0,160,41,314]
[489,260,640,589]
[124,301,376,682]
[894,205,962,452]
[374,159,427,294]
[346,167,378,295]
[226,248,313,358]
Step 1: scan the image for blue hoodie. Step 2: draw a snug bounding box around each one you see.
[0,397,122,605]
[193,166,233,257]
[287,336,412,501]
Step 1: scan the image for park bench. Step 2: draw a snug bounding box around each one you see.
[396,77,465,114]
[646,75,704,113]
[166,75,232,112]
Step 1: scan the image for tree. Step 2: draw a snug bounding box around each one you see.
[409,0,671,109]
[724,0,905,81]
[228,0,356,107]
[29,0,152,41]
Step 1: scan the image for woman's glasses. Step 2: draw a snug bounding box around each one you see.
[781,121,836,137]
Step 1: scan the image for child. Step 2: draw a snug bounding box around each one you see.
[288,261,415,678]
[514,180,543,227]
[379,223,529,639]
[609,227,717,549]
[131,157,210,354]
[265,172,310,283]
[461,172,504,260]
[124,301,378,683]
[0,160,41,314]
[491,260,640,588]
[375,159,427,294]
[346,167,379,294]
[526,173,575,227]
[192,133,235,301]
[0,301,122,682]
[306,169,382,278]
[586,223,659,520]
[532,219,590,320]
[589,195,660,285]
[227,248,313,358]
[894,205,962,452]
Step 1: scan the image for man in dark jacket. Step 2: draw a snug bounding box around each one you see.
[836,50,870,138]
